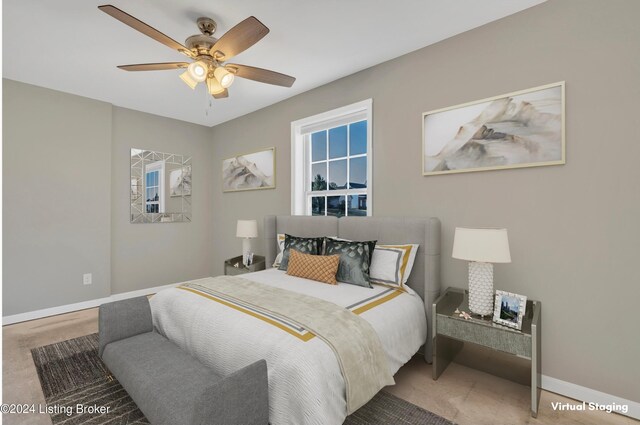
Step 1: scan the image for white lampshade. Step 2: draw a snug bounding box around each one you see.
[214,66,235,88]
[236,220,258,238]
[179,71,198,89]
[452,227,511,263]
[187,61,208,83]
[207,77,224,95]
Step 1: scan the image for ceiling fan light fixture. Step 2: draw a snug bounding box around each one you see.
[187,61,208,82]
[207,78,225,95]
[99,6,296,99]
[214,66,235,88]
[179,71,198,89]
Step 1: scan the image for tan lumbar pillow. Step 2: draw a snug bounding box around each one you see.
[286,249,340,285]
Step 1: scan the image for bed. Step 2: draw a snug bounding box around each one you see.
[150,215,441,425]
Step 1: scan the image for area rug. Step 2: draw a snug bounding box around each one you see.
[32,333,455,425]
[31,333,148,425]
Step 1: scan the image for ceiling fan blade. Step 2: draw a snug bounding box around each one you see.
[98,5,194,58]
[226,64,295,87]
[118,62,190,71]
[212,89,229,99]
[209,17,269,61]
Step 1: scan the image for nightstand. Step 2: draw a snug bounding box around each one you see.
[433,287,541,417]
[224,255,266,276]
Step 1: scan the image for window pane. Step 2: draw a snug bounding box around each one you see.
[328,159,347,190]
[349,156,367,189]
[311,196,325,216]
[329,126,347,159]
[311,131,327,161]
[311,162,327,191]
[327,196,345,217]
[148,171,156,187]
[146,188,156,202]
[349,120,367,155]
[348,195,367,216]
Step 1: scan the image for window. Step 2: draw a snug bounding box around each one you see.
[145,161,165,214]
[291,99,372,217]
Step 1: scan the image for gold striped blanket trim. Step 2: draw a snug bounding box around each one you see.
[178,284,403,342]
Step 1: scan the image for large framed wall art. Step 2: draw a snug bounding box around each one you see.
[423,82,565,176]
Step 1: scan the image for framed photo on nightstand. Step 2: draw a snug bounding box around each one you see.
[493,290,527,330]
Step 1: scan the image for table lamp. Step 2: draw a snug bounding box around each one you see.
[236,220,258,266]
[452,227,511,317]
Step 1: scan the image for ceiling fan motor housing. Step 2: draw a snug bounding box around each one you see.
[185,34,218,56]
[184,17,219,55]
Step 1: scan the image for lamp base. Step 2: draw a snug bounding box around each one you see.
[242,238,251,267]
[468,262,494,317]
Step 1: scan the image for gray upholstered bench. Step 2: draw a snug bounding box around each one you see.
[98,296,269,425]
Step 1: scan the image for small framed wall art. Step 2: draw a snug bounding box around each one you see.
[222,147,276,192]
[423,81,565,175]
[493,290,527,330]
[169,165,192,197]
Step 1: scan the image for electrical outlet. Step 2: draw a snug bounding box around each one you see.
[83,273,92,285]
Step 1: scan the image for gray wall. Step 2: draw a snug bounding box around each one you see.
[2,81,214,313]
[111,107,213,293]
[3,80,112,314]
[209,0,640,401]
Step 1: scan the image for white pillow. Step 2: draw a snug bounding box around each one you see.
[369,244,419,289]
[272,233,286,268]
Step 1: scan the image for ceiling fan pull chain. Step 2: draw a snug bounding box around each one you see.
[205,85,213,117]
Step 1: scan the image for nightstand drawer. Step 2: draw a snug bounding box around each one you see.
[437,316,532,358]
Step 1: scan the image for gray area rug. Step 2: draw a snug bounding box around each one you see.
[32,333,455,425]
[32,334,149,425]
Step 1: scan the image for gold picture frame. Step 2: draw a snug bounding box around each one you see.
[222,147,276,192]
[422,81,565,176]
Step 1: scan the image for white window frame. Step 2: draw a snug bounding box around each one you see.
[291,99,372,216]
[145,160,165,214]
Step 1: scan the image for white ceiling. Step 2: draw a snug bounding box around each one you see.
[3,0,545,127]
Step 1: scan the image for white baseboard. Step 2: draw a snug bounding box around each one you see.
[542,375,639,420]
[2,277,211,326]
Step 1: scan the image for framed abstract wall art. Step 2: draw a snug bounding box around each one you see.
[223,147,276,192]
[169,165,192,197]
[422,82,565,176]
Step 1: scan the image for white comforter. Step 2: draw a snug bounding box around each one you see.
[150,269,427,425]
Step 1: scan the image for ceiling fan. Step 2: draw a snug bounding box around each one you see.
[98,5,296,99]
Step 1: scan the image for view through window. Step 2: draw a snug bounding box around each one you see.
[308,120,368,216]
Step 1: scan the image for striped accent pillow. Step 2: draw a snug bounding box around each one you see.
[369,244,419,290]
[286,249,340,285]
[272,233,286,267]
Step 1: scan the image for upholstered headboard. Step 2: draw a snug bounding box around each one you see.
[263,215,441,362]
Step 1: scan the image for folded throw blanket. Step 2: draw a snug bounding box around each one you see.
[182,276,394,413]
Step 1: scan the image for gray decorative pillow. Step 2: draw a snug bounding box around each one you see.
[278,234,323,271]
[324,238,376,288]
